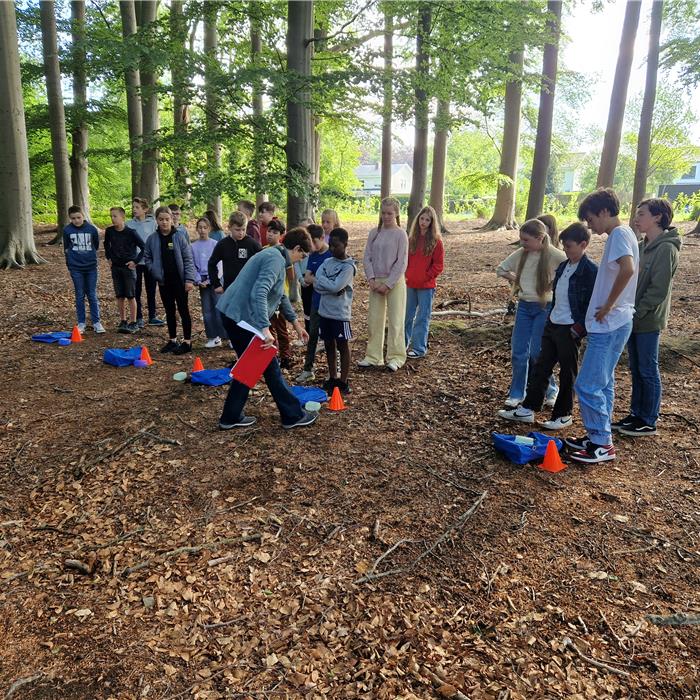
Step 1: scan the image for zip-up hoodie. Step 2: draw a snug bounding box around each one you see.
[633,227,682,333]
[63,222,100,271]
[314,257,357,321]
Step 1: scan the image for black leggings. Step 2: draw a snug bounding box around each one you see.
[159,282,191,340]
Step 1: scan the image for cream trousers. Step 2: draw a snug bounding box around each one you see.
[363,276,407,367]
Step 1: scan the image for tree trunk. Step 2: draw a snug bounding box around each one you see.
[596,0,642,188]
[170,0,189,200]
[0,2,42,268]
[483,50,524,231]
[138,0,160,205]
[380,10,393,200]
[250,10,266,206]
[407,3,432,229]
[286,0,314,227]
[204,4,221,220]
[526,0,562,220]
[630,0,663,220]
[429,97,450,230]
[40,1,73,239]
[69,1,90,218]
[120,0,143,200]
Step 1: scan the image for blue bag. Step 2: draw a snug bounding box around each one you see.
[103,347,143,367]
[290,385,328,406]
[492,431,563,465]
[31,331,72,344]
[191,368,232,387]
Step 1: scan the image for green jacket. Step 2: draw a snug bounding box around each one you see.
[633,227,681,333]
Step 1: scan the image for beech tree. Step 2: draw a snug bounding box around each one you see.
[170,0,189,199]
[70,0,90,217]
[250,7,266,206]
[204,2,222,220]
[380,9,393,200]
[138,0,160,204]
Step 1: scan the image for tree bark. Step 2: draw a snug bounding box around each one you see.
[630,0,663,220]
[170,0,189,200]
[407,3,432,229]
[380,10,393,200]
[429,97,450,230]
[596,0,642,188]
[69,1,90,218]
[250,10,266,206]
[0,2,43,268]
[40,1,73,240]
[286,0,314,227]
[120,0,143,200]
[138,0,160,205]
[204,3,221,220]
[526,0,562,220]
[483,50,524,231]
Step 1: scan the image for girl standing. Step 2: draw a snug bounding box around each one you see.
[359,197,408,372]
[321,209,341,243]
[203,210,225,241]
[144,206,196,354]
[497,218,567,407]
[404,205,444,358]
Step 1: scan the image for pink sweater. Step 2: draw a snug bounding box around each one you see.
[363,226,408,289]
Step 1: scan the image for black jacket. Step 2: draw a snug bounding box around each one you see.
[208,236,262,289]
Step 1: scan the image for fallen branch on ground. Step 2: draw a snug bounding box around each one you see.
[4,672,45,699]
[431,309,507,318]
[646,613,700,627]
[563,637,630,677]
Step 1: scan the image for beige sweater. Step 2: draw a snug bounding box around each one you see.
[497,247,567,303]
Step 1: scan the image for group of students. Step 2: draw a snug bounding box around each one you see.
[496,188,681,464]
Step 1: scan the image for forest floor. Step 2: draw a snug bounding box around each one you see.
[1,220,700,700]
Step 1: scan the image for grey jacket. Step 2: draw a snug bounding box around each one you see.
[144,228,196,285]
[314,257,356,321]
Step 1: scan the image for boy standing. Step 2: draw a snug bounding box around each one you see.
[208,211,263,293]
[63,205,105,333]
[258,201,277,243]
[565,188,639,464]
[104,206,143,333]
[265,219,294,369]
[238,200,261,244]
[168,204,188,236]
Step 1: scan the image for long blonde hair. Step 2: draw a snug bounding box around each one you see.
[537,213,560,248]
[514,218,554,305]
[378,197,401,230]
[408,205,441,255]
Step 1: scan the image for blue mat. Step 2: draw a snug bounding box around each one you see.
[31,331,72,344]
[492,431,563,465]
[290,385,328,406]
[103,347,143,367]
[191,368,232,386]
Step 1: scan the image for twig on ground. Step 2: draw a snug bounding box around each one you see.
[162,663,241,700]
[176,414,208,434]
[599,609,626,648]
[416,665,470,700]
[563,637,630,677]
[64,558,92,576]
[218,496,260,514]
[665,348,700,369]
[659,412,699,430]
[354,538,417,583]
[646,613,700,627]
[371,518,381,541]
[82,527,145,552]
[140,430,182,446]
[431,308,507,318]
[4,672,45,699]
[82,422,156,474]
[201,616,244,630]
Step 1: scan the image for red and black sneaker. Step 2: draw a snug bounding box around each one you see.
[569,442,616,464]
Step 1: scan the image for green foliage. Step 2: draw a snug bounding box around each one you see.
[672,191,700,221]
[318,120,361,206]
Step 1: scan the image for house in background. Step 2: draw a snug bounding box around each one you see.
[354,163,413,196]
[658,161,700,200]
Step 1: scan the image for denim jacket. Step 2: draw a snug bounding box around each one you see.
[549,254,598,336]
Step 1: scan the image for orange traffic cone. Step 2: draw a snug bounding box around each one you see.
[538,439,566,473]
[328,386,347,412]
[192,356,204,372]
[70,325,83,343]
[140,346,153,366]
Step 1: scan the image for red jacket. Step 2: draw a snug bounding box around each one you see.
[405,236,444,289]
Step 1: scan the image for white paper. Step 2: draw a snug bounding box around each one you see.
[237,320,266,340]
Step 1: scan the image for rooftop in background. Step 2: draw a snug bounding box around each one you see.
[354,163,413,196]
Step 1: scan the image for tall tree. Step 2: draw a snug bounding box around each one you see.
[429,96,450,229]
[407,3,432,228]
[0,2,42,268]
[138,0,160,204]
[120,0,143,200]
[380,8,393,200]
[170,0,189,200]
[204,2,222,219]
[286,0,314,227]
[631,0,663,218]
[69,0,90,217]
[597,0,642,188]
[40,0,73,237]
[250,8,266,206]
[483,50,524,230]
[526,0,562,220]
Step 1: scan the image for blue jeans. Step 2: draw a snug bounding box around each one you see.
[199,286,227,340]
[220,318,303,426]
[509,300,556,402]
[69,268,100,325]
[405,287,435,355]
[575,322,632,445]
[628,331,661,426]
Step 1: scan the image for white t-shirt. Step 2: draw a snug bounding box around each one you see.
[550,261,579,325]
[585,225,639,333]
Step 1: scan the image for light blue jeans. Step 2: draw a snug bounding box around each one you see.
[405,287,435,356]
[69,268,101,325]
[628,331,661,427]
[509,300,557,402]
[575,322,633,445]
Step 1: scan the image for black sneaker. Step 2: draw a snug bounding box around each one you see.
[219,415,257,430]
[117,320,129,333]
[619,419,657,437]
[323,378,338,394]
[148,317,166,327]
[564,435,591,451]
[160,340,179,354]
[127,322,139,334]
[282,410,318,429]
[280,357,293,370]
[611,414,636,432]
[337,379,352,395]
[173,341,192,355]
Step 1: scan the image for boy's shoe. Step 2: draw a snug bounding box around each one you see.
[540,416,573,431]
[127,322,139,334]
[337,379,352,395]
[205,337,221,349]
[619,418,657,437]
[137,318,145,329]
[544,394,558,408]
[564,435,591,451]
[173,341,192,355]
[219,415,257,430]
[160,340,179,354]
[504,397,521,409]
[148,317,165,326]
[386,360,400,372]
[93,322,106,334]
[497,407,535,423]
[77,323,86,333]
[322,378,337,393]
[282,410,318,429]
[611,414,636,432]
[569,442,616,464]
[117,320,129,333]
[296,369,315,383]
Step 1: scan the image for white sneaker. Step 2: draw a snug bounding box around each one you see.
[295,369,315,383]
[504,397,521,408]
[77,323,86,333]
[93,322,106,334]
[205,337,222,348]
[540,416,572,430]
[497,407,534,423]
[386,360,400,372]
[544,394,558,408]
[358,358,378,368]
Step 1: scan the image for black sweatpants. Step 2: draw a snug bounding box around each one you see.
[158,281,192,340]
[522,321,580,419]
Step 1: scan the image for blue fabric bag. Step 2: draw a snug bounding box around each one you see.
[103,347,143,367]
[31,331,72,344]
[191,368,232,387]
[492,431,563,465]
[290,385,328,406]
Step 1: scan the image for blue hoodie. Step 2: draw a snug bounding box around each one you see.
[314,256,356,321]
[63,222,100,271]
